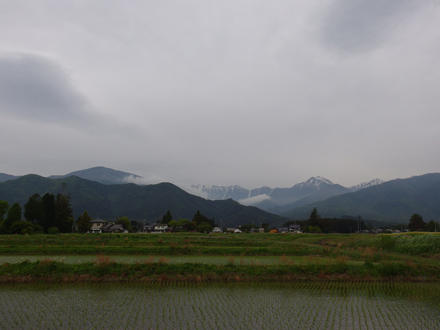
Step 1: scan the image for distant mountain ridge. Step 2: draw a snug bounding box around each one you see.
[0,174,288,227]
[350,178,385,192]
[48,166,142,185]
[191,176,385,211]
[0,166,142,185]
[0,173,20,182]
[281,173,440,223]
[1,167,385,214]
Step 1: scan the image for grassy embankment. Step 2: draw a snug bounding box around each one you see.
[1,232,440,282]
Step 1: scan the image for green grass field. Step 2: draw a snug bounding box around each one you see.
[0,232,439,282]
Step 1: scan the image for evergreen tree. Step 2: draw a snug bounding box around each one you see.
[55,193,74,233]
[41,193,56,232]
[161,210,173,224]
[24,193,43,224]
[77,210,92,233]
[408,214,426,231]
[0,200,9,222]
[4,203,22,230]
[426,220,439,232]
[308,207,321,227]
[193,210,203,225]
[192,210,216,227]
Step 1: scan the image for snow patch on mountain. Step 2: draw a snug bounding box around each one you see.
[189,184,249,200]
[188,176,385,208]
[350,179,385,191]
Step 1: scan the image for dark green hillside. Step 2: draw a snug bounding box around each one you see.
[0,175,287,226]
[282,173,440,222]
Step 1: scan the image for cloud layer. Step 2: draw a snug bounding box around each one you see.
[1,1,440,189]
[0,54,94,126]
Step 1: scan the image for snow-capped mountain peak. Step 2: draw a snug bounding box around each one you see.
[295,176,334,189]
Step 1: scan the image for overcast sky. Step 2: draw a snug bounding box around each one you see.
[1,0,440,189]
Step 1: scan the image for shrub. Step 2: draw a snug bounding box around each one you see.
[48,227,59,234]
[10,221,34,235]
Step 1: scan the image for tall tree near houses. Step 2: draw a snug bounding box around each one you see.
[55,193,74,233]
[161,210,173,224]
[193,210,203,225]
[77,210,92,233]
[308,207,321,227]
[117,216,132,230]
[193,210,216,227]
[408,213,426,231]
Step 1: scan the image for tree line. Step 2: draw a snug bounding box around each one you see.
[284,208,439,234]
[408,213,439,232]
[283,208,368,234]
[0,193,74,234]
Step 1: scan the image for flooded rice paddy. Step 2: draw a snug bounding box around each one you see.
[0,282,439,329]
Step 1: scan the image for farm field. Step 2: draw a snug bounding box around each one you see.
[0,254,360,265]
[1,232,440,282]
[1,282,439,330]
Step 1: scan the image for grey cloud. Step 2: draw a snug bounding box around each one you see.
[0,1,439,188]
[319,0,422,53]
[0,53,95,126]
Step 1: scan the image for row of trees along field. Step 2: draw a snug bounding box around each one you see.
[283,208,439,233]
[408,213,439,232]
[0,193,74,235]
[283,208,369,234]
[160,209,217,233]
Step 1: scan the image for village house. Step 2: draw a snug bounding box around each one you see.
[143,223,170,233]
[89,219,128,233]
[269,227,289,233]
[89,219,108,233]
[288,224,302,233]
[212,227,223,233]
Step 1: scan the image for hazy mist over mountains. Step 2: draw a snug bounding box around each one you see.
[1,166,440,223]
[1,166,384,213]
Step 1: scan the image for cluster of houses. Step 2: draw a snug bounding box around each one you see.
[88,219,128,234]
[361,229,407,234]
[269,225,302,233]
[88,219,303,234]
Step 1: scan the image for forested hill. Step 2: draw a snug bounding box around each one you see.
[281,173,440,223]
[0,175,287,227]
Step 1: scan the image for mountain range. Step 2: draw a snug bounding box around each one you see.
[281,173,440,223]
[1,167,439,224]
[191,176,385,212]
[1,167,385,213]
[0,174,288,227]
[0,166,141,185]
